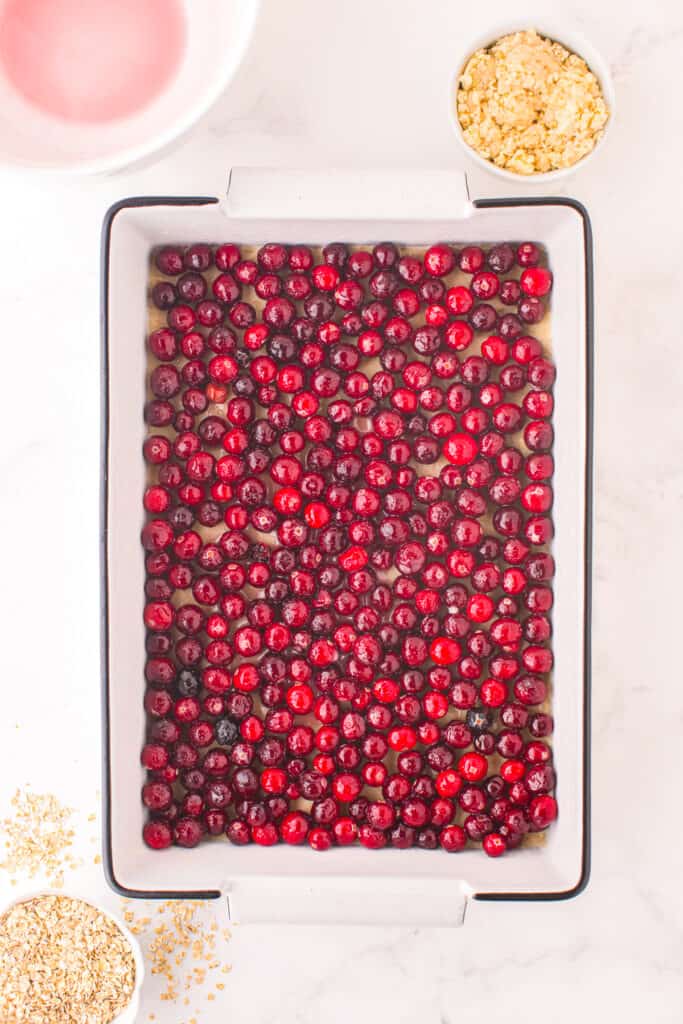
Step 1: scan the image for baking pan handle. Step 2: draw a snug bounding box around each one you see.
[222,879,471,926]
[222,167,473,220]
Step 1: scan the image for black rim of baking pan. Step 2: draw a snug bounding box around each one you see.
[100,194,592,903]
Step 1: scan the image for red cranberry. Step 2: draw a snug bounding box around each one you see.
[174,817,204,847]
[424,244,455,276]
[143,820,173,849]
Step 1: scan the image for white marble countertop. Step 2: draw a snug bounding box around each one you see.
[1,0,683,1020]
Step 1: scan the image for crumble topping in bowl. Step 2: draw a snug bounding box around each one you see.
[456,29,610,175]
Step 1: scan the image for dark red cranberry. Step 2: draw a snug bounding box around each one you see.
[174,817,204,847]
[487,243,515,274]
[152,281,177,310]
[155,246,184,275]
[373,242,399,267]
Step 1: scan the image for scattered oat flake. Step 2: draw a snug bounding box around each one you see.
[121,900,231,1010]
[0,894,136,1024]
[0,789,85,886]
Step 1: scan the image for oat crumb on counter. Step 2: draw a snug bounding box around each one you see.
[0,789,84,886]
[122,899,232,1012]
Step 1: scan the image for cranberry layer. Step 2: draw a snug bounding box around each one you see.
[141,240,557,856]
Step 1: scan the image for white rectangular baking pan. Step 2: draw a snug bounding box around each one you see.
[101,169,592,925]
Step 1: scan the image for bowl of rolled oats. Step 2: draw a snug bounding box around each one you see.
[0,891,144,1024]
[451,24,614,180]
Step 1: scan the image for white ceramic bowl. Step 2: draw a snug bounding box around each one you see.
[0,0,260,175]
[449,20,615,183]
[0,889,144,1023]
